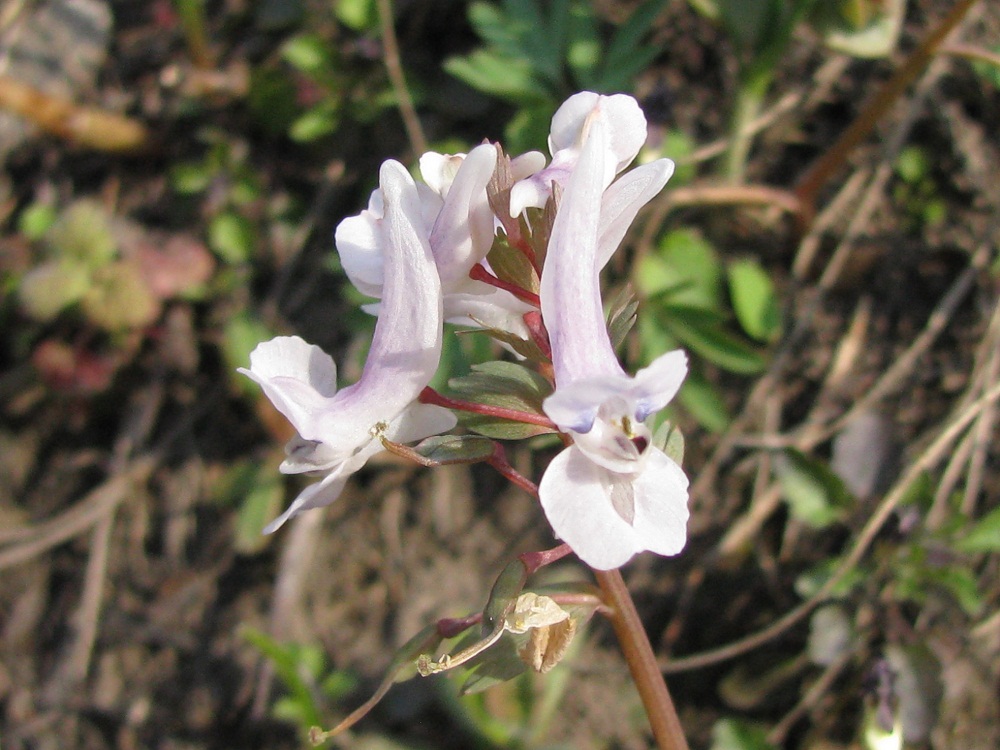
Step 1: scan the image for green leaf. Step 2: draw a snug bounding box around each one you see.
[18,260,91,321]
[601,0,667,83]
[811,0,905,58]
[503,100,558,154]
[486,231,539,295]
[653,420,685,465]
[483,558,530,633]
[247,66,300,136]
[895,145,930,184]
[711,717,776,750]
[637,228,723,310]
[222,312,276,395]
[82,263,160,331]
[794,557,867,599]
[448,361,554,439]
[458,632,529,695]
[408,435,496,465]
[443,51,543,102]
[717,0,779,53]
[658,304,768,374]
[606,284,639,352]
[18,202,57,240]
[289,106,339,142]
[565,1,602,85]
[232,467,284,553]
[688,0,720,19]
[463,324,545,363]
[661,129,698,184]
[970,44,1000,89]
[727,258,781,342]
[45,200,118,270]
[467,1,525,57]
[209,211,255,264]
[335,0,377,31]
[775,449,853,528]
[678,370,731,433]
[280,34,332,75]
[170,161,214,195]
[931,566,983,616]
[957,506,1000,554]
[242,627,327,729]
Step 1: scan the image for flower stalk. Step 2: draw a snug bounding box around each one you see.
[418,386,555,430]
[595,568,690,750]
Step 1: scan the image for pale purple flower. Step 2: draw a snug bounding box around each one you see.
[509,91,649,217]
[240,161,455,532]
[337,144,533,339]
[537,98,689,571]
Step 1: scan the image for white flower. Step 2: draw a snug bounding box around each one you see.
[337,143,533,339]
[537,96,689,570]
[509,91,649,217]
[240,161,456,532]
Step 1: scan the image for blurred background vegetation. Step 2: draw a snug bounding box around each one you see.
[0,1,998,748]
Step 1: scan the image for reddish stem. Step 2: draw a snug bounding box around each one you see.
[523,310,552,361]
[595,569,690,750]
[419,387,556,430]
[468,263,541,307]
[520,543,573,575]
[511,234,541,276]
[436,613,481,638]
[487,442,540,497]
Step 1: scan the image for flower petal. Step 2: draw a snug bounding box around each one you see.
[539,446,642,570]
[597,159,674,270]
[428,144,497,286]
[269,404,455,531]
[443,283,533,339]
[263,471,350,534]
[419,151,466,195]
[632,350,688,421]
[312,161,444,443]
[387,402,458,443]
[237,336,338,440]
[549,92,647,175]
[542,375,631,432]
[540,116,623,386]
[629,448,690,556]
[335,206,386,298]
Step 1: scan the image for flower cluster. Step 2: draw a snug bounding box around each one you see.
[242,92,690,569]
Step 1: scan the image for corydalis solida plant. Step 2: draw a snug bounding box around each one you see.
[242,91,691,744]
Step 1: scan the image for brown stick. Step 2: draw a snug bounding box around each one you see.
[0,73,149,152]
[595,569,689,750]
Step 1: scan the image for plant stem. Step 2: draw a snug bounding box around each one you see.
[418,386,556,430]
[723,75,767,184]
[375,0,427,156]
[468,263,541,306]
[594,569,689,750]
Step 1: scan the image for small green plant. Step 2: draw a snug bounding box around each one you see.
[242,627,358,735]
[635,228,780,431]
[446,0,669,151]
[892,145,947,232]
[247,9,396,145]
[170,132,264,265]
[689,0,907,180]
[17,199,213,332]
